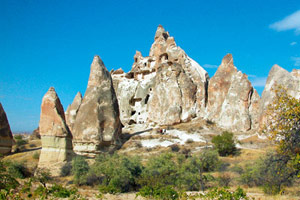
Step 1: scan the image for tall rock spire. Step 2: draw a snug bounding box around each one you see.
[38,87,73,176]
[72,55,122,157]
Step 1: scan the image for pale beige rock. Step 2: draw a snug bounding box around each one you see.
[0,103,14,155]
[206,54,260,132]
[73,56,122,156]
[112,25,208,127]
[65,92,82,132]
[259,65,300,130]
[38,87,73,176]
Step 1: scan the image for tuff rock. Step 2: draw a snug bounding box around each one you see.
[112,25,209,127]
[38,87,73,176]
[205,54,260,132]
[72,56,122,157]
[259,65,300,130]
[65,92,82,132]
[0,103,14,155]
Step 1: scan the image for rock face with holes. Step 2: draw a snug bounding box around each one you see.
[72,56,121,157]
[206,54,260,132]
[112,25,209,127]
[65,92,82,132]
[38,87,73,176]
[258,65,300,130]
[0,103,14,155]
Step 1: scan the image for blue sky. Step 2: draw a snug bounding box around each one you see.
[0,0,299,132]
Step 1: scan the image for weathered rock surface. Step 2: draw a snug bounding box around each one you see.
[0,103,14,155]
[65,92,82,132]
[206,54,260,132]
[112,25,209,127]
[72,56,122,156]
[38,87,73,176]
[259,65,300,130]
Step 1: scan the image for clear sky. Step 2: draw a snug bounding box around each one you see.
[0,0,299,132]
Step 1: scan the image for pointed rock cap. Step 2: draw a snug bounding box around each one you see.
[134,51,143,63]
[221,53,233,66]
[112,68,125,75]
[39,87,71,138]
[74,91,82,102]
[269,64,288,74]
[0,103,13,139]
[87,55,110,87]
[154,25,169,40]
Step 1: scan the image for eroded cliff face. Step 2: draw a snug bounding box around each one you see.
[206,54,260,132]
[0,103,14,155]
[38,87,73,176]
[72,56,122,157]
[112,25,209,127]
[259,65,300,130]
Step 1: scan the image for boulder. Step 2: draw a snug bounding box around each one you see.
[206,54,260,132]
[259,65,300,130]
[38,87,73,176]
[65,92,82,132]
[0,103,14,155]
[72,56,122,157]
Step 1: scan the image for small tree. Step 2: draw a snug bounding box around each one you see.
[71,156,89,185]
[264,85,300,177]
[212,131,237,156]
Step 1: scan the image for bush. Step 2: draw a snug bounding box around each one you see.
[6,161,29,179]
[212,131,237,156]
[240,152,295,195]
[199,149,221,172]
[217,173,231,187]
[72,156,89,185]
[32,152,40,160]
[90,153,142,193]
[201,187,249,200]
[49,184,77,198]
[60,162,72,177]
[137,185,179,200]
[0,160,19,191]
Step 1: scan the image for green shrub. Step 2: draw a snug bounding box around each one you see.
[240,152,295,195]
[49,184,77,198]
[29,143,36,148]
[138,153,177,190]
[6,161,29,179]
[199,149,221,172]
[32,152,40,160]
[34,169,52,188]
[0,160,19,191]
[137,185,179,200]
[14,135,23,140]
[90,153,143,193]
[201,187,249,200]
[212,131,237,156]
[61,162,72,177]
[230,165,244,174]
[72,156,89,185]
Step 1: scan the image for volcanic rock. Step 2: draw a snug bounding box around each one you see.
[65,92,82,132]
[0,103,14,155]
[259,65,300,130]
[206,54,260,132]
[112,25,209,127]
[72,56,122,156]
[38,87,73,176]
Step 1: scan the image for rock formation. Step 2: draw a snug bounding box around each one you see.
[206,54,260,132]
[38,87,73,176]
[112,25,209,127]
[72,56,122,157]
[65,92,82,132]
[0,103,14,155]
[259,65,300,130]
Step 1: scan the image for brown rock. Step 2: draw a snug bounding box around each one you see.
[38,87,73,176]
[206,54,260,132]
[0,103,14,155]
[73,56,122,157]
